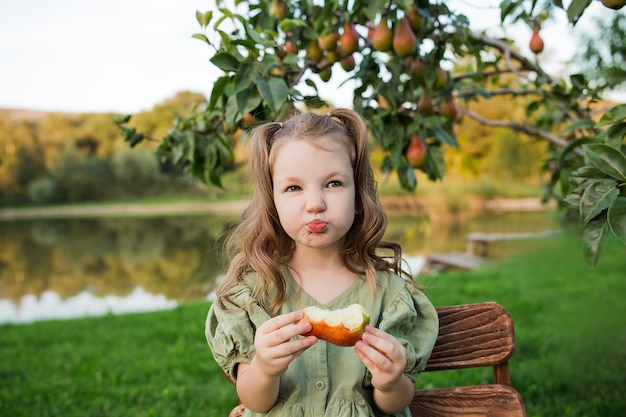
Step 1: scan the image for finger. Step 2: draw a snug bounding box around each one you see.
[267,335,317,364]
[362,327,405,363]
[259,310,305,334]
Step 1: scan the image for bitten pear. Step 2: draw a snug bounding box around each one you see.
[299,304,370,346]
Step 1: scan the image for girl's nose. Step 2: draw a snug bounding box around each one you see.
[305,190,326,213]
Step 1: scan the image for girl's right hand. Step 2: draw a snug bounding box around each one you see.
[252,310,317,378]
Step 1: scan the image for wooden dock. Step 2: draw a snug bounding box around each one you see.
[423,252,487,273]
[422,230,561,273]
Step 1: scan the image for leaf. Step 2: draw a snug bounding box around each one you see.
[255,77,273,114]
[209,52,240,72]
[113,115,131,124]
[563,193,581,208]
[579,178,618,225]
[607,197,626,245]
[558,137,592,164]
[208,76,230,111]
[192,33,211,45]
[195,10,212,27]
[279,18,307,32]
[569,166,607,186]
[560,118,595,134]
[582,215,607,267]
[263,77,289,115]
[607,122,626,143]
[567,0,591,24]
[583,144,626,181]
[598,104,626,127]
[423,146,445,181]
[425,122,458,146]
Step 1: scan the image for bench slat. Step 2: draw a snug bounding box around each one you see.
[410,384,526,417]
[424,302,515,373]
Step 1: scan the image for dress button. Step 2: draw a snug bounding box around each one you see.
[315,380,325,390]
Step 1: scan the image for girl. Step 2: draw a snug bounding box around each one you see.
[206,108,439,417]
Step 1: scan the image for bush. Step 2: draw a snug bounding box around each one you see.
[27,177,65,205]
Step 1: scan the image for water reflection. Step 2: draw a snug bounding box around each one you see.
[0,215,237,324]
[0,287,177,324]
[0,209,562,324]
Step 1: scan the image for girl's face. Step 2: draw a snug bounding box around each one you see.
[272,138,356,253]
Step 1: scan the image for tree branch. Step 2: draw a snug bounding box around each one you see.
[460,107,578,152]
[469,33,551,80]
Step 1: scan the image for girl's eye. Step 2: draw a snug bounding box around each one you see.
[327,180,342,188]
[286,185,301,192]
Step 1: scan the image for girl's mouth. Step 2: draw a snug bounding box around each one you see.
[307,220,327,232]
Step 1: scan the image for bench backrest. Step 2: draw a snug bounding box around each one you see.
[410,301,527,417]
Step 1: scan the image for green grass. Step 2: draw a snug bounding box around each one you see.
[1,231,625,417]
[0,304,236,417]
[419,231,626,417]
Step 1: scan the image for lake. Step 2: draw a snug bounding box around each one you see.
[0,208,562,324]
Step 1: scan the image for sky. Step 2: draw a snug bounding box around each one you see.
[0,0,611,115]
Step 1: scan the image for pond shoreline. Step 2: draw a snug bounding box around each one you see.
[0,197,554,221]
[0,200,250,221]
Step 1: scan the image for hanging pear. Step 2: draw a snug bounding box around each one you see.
[370,18,393,52]
[340,22,360,55]
[392,18,417,57]
[406,134,427,168]
[529,28,544,54]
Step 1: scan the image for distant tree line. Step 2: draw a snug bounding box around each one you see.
[0,92,208,207]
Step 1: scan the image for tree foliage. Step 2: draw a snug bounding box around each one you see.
[115,0,626,265]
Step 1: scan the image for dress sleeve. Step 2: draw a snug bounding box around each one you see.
[379,285,439,382]
[205,278,272,380]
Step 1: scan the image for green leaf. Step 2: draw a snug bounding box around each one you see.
[398,166,417,191]
[582,215,606,266]
[560,118,595,134]
[579,179,618,225]
[255,77,274,114]
[279,18,307,32]
[558,137,592,164]
[567,0,591,24]
[607,197,626,245]
[607,122,626,143]
[598,104,626,127]
[192,33,211,45]
[208,76,230,111]
[113,115,131,124]
[210,52,240,72]
[234,62,254,93]
[195,10,212,27]
[583,144,626,181]
[563,193,581,208]
[423,146,445,181]
[257,77,289,115]
[238,92,262,117]
[423,120,457,146]
[569,166,608,186]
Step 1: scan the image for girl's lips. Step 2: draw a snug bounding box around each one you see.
[307,220,327,232]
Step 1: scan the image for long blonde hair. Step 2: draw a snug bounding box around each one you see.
[217,108,407,313]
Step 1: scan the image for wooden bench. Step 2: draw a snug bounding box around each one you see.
[225,301,527,417]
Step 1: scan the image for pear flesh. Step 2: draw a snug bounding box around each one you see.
[300,304,370,346]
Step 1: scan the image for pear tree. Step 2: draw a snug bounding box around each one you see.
[116,0,626,266]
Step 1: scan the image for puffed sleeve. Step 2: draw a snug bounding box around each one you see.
[379,286,439,382]
[205,278,271,380]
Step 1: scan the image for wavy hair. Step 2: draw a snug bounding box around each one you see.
[217,108,408,313]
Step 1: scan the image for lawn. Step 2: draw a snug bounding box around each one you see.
[1,230,625,417]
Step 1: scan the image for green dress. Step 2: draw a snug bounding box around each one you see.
[205,269,439,417]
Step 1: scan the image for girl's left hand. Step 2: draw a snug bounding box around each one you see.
[354,325,407,392]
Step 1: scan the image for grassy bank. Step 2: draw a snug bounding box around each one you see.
[1,231,625,417]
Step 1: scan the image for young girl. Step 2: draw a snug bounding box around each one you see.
[206,108,439,417]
